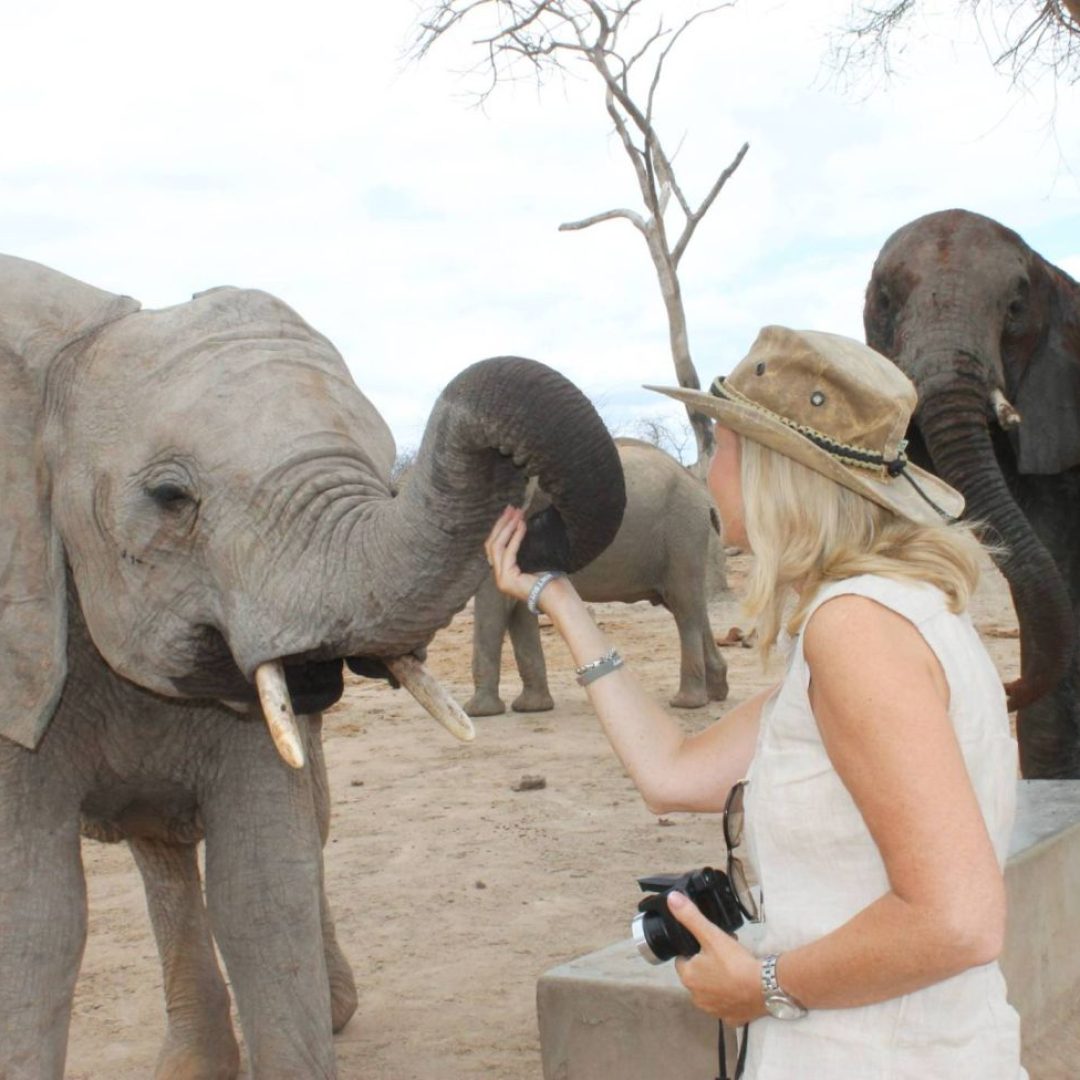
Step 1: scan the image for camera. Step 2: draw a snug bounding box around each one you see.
[631,867,745,965]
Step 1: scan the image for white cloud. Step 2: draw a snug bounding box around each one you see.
[3,0,1078,453]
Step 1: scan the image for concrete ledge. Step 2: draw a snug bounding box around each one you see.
[538,780,1080,1080]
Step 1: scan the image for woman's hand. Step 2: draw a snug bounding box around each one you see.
[669,891,765,1026]
[484,506,538,604]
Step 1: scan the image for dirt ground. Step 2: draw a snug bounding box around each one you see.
[66,554,1078,1078]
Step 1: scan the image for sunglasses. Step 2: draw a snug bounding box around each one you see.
[723,779,760,923]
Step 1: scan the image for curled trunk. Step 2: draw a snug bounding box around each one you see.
[334,356,626,656]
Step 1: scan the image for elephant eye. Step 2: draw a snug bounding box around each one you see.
[876,288,891,313]
[1006,279,1030,329]
[146,482,195,510]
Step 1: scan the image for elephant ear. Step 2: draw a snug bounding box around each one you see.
[0,353,69,748]
[1012,265,1080,475]
[0,255,140,748]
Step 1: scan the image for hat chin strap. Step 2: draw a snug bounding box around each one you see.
[894,466,960,524]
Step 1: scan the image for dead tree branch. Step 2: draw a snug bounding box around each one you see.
[831,1,1080,86]
[411,0,748,472]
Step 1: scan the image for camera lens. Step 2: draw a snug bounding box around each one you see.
[631,910,677,965]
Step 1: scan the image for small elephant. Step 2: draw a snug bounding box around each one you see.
[864,208,1080,778]
[0,254,625,1078]
[465,438,729,715]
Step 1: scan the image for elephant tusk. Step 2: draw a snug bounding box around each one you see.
[991,388,1021,430]
[384,655,476,743]
[254,661,306,769]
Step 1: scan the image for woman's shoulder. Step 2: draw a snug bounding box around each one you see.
[806,573,952,629]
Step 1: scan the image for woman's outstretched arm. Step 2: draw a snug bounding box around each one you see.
[485,506,764,813]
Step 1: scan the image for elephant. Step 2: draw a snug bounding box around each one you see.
[464,438,729,716]
[863,208,1080,778]
[0,253,626,1079]
[79,712,356,1077]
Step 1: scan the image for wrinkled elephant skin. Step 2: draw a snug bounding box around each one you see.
[864,209,1080,778]
[466,439,729,716]
[0,255,625,1078]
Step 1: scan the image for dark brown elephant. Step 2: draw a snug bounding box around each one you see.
[864,208,1080,778]
[0,254,625,1078]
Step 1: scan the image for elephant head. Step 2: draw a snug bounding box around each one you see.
[0,254,625,762]
[864,208,1080,774]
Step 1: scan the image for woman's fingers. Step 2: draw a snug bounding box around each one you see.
[484,507,534,602]
[503,514,526,567]
[669,891,725,950]
[669,891,763,1025]
[484,506,517,563]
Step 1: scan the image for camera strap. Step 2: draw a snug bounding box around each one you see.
[716,1020,749,1080]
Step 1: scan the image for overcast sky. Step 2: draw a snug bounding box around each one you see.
[5,0,1079,454]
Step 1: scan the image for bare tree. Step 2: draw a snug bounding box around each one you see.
[411,1,750,474]
[622,412,696,465]
[832,1,1080,86]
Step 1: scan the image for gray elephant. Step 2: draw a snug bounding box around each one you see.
[79,713,355,1078]
[864,208,1080,778]
[464,438,728,716]
[0,254,625,1079]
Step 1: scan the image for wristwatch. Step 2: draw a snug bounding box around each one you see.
[761,954,808,1020]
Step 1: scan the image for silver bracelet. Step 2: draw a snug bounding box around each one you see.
[526,571,566,614]
[575,648,624,687]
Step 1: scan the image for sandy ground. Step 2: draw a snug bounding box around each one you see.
[65,554,1078,1078]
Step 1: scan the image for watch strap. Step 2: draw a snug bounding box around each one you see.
[761,953,782,995]
[760,953,808,1019]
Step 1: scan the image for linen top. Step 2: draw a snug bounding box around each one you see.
[741,573,1026,1079]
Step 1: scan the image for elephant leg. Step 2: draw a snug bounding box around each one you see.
[307,717,358,1033]
[702,614,730,703]
[508,599,555,712]
[202,728,336,1079]
[465,574,512,716]
[128,837,240,1080]
[0,746,85,1080]
[666,597,711,709]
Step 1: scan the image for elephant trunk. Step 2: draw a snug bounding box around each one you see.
[914,357,1074,731]
[227,357,623,765]
[311,356,622,658]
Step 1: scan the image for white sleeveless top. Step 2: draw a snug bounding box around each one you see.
[742,574,1026,1078]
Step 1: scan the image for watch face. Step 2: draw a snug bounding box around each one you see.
[764,993,807,1020]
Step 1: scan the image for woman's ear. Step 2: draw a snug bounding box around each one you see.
[1012,266,1080,475]
[0,353,68,748]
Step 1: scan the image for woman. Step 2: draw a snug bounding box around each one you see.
[485,326,1025,1077]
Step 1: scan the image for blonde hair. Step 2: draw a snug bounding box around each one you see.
[738,435,986,661]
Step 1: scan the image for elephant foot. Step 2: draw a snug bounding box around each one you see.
[669,687,709,709]
[328,955,359,1033]
[511,690,555,713]
[155,1030,241,1080]
[464,691,506,717]
[707,675,729,702]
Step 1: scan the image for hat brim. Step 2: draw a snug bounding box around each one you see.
[646,384,965,526]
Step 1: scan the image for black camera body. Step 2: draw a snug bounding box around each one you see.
[631,867,745,965]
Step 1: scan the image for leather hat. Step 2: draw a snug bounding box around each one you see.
[647,326,964,525]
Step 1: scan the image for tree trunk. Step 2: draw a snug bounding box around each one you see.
[646,227,714,477]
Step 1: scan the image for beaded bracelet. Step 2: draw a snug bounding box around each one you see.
[527,571,566,614]
[575,648,624,687]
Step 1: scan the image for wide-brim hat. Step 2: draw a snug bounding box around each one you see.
[646,326,964,526]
